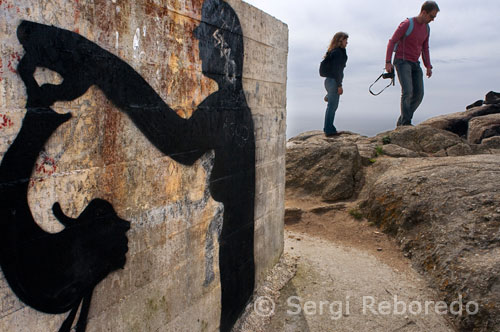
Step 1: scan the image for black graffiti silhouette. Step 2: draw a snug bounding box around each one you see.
[0,0,255,331]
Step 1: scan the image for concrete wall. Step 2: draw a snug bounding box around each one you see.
[0,0,287,331]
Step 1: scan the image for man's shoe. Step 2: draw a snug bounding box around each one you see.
[324,95,328,102]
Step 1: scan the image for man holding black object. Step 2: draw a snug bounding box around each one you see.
[385,1,439,126]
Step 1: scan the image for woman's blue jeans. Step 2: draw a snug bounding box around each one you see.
[394,59,424,126]
[324,77,340,135]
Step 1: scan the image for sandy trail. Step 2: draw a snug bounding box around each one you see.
[237,198,457,332]
[262,230,456,331]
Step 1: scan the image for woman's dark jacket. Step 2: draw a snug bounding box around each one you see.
[323,47,348,87]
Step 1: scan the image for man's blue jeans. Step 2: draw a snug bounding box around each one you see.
[394,59,424,126]
[324,77,340,135]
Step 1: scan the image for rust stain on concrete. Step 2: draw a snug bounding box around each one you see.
[99,97,127,206]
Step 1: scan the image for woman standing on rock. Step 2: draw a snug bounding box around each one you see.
[320,32,348,137]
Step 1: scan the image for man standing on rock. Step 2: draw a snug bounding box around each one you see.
[385,1,439,126]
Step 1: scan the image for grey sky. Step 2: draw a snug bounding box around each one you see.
[243,0,500,137]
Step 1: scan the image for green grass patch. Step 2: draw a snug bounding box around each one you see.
[349,208,363,221]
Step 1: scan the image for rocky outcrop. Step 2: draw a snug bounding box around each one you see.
[286,124,500,203]
[485,91,500,105]
[360,156,500,331]
[376,125,473,156]
[468,113,500,144]
[286,132,363,201]
[286,92,500,332]
[421,91,500,142]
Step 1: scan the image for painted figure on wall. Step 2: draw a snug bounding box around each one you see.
[0,0,255,331]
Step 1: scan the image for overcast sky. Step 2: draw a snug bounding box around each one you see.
[243,0,500,137]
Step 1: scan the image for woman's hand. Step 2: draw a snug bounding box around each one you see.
[337,86,343,95]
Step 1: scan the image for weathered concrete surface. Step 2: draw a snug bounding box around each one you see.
[0,0,288,331]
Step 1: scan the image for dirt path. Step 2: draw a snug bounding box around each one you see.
[237,198,458,332]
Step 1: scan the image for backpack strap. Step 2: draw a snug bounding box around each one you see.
[405,17,414,37]
[406,18,431,37]
[393,17,414,52]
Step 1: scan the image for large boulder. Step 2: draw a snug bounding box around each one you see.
[421,106,500,137]
[361,155,500,331]
[419,111,471,137]
[467,113,500,144]
[485,91,500,105]
[421,91,500,139]
[466,99,483,110]
[286,131,363,202]
[376,125,472,156]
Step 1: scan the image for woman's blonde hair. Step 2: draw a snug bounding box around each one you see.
[326,31,349,54]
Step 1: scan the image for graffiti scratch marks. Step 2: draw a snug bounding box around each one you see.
[30,152,57,187]
[74,8,80,23]
[7,53,21,74]
[133,28,140,51]
[0,0,21,14]
[0,114,13,129]
[35,152,57,176]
